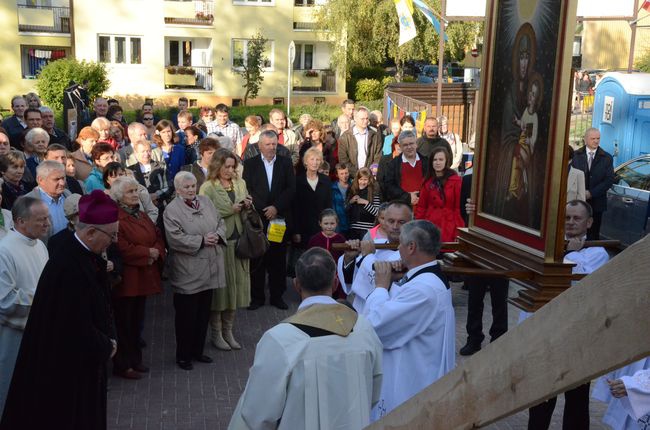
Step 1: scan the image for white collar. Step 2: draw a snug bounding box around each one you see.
[353,126,368,135]
[401,153,420,166]
[262,155,276,165]
[298,295,337,311]
[74,232,92,252]
[405,260,439,279]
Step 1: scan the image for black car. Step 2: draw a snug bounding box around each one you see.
[601,155,650,247]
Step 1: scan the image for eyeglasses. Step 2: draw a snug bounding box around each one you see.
[143,117,154,121]
[94,226,119,241]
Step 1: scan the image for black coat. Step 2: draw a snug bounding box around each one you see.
[243,154,296,232]
[380,153,429,203]
[0,235,115,430]
[570,146,615,212]
[292,173,332,247]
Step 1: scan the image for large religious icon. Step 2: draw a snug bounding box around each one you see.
[471,0,576,256]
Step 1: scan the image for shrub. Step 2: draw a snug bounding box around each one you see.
[635,49,650,73]
[347,66,388,96]
[355,76,395,101]
[36,58,110,113]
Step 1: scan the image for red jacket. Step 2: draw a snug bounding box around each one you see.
[415,174,465,244]
[114,208,166,297]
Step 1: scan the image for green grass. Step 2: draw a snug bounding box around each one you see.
[55,100,384,129]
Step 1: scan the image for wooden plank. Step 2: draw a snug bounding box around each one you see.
[367,235,650,430]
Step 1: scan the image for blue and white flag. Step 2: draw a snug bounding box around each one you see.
[413,0,448,41]
[395,0,417,46]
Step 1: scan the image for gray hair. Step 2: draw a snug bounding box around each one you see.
[217,136,234,151]
[295,247,337,293]
[354,106,369,116]
[397,130,417,144]
[36,159,64,179]
[584,127,599,139]
[11,196,45,223]
[399,220,441,256]
[259,130,279,143]
[369,110,382,123]
[109,176,139,202]
[337,114,350,125]
[173,171,197,189]
[25,127,50,146]
[128,121,147,136]
[39,106,54,115]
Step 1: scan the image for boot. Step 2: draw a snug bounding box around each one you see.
[209,311,231,351]
[222,310,241,350]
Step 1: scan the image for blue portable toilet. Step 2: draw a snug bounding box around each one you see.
[592,72,650,166]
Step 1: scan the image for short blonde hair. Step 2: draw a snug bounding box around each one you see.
[173,171,196,189]
[302,147,323,166]
[91,117,111,131]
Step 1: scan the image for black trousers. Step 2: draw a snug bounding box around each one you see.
[587,211,603,240]
[528,383,591,430]
[465,276,509,345]
[250,241,287,305]
[173,289,213,362]
[112,295,146,372]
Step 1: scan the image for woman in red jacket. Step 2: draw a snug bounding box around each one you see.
[415,146,464,244]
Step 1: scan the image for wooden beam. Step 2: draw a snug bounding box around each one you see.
[367,235,650,430]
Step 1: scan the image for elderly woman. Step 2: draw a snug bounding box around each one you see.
[199,148,251,351]
[110,176,165,380]
[84,143,116,192]
[164,171,227,369]
[23,127,50,180]
[104,162,159,224]
[292,147,332,249]
[91,117,117,150]
[0,152,31,210]
[71,126,100,181]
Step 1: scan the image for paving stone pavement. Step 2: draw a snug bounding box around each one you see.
[107,281,609,430]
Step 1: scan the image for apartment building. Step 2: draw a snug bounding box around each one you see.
[0,0,347,110]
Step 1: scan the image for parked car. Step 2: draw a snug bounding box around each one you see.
[417,65,440,83]
[600,154,650,247]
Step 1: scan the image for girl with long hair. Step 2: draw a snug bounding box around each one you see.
[346,167,381,240]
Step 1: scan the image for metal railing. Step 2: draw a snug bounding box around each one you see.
[164,66,213,91]
[17,5,70,33]
[164,0,214,25]
[292,69,336,92]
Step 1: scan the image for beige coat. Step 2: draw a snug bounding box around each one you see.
[567,166,586,202]
[71,149,93,181]
[199,178,248,239]
[163,195,227,294]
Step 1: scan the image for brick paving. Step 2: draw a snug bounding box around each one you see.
[107,281,608,429]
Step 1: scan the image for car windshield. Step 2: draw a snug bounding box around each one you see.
[616,158,650,191]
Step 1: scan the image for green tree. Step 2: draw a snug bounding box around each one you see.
[36,58,109,113]
[635,49,650,73]
[237,32,269,106]
[315,0,479,80]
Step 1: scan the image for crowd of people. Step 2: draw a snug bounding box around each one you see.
[0,92,644,430]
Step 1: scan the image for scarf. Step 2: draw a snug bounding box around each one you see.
[119,203,140,218]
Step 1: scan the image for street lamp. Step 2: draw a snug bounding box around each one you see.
[288,41,296,116]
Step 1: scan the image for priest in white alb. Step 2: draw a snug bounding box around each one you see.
[337,202,413,312]
[364,219,456,420]
[229,247,383,430]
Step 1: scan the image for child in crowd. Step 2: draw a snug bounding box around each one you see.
[363,202,389,241]
[346,167,381,240]
[331,163,351,236]
[308,209,347,298]
[318,161,330,177]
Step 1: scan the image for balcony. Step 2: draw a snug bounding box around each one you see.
[17,5,70,34]
[164,66,213,91]
[164,0,214,25]
[293,3,317,31]
[292,69,336,92]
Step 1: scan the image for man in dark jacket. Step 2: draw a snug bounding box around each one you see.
[380,130,428,205]
[337,107,383,178]
[417,117,452,159]
[570,128,615,240]
[243,130,296,310]
[1,96,27,149]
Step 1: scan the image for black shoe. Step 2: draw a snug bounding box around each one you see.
[193,355,213,363]
[270,298,288,310]
[133,364,149,373]
[247,302,264,311]
[138,338,147,348]
[177,360,193,370]
[459,343,481,356]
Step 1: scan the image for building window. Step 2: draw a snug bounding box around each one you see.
[233,0,274,5]
[168,40,193,66]
[294,0,314,5]
[292,44,314,70]
[98,35,142,64]
[232,39,274,70]
[20,45,68,79]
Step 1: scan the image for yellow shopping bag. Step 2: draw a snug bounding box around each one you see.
[267,219,287,243]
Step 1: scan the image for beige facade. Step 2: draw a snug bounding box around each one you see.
[0,0,346,111]
[580,0,650,70]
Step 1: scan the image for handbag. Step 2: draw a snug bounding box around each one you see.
[235,204,270,259]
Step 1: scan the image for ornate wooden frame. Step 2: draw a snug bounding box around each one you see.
[456,0,579,311]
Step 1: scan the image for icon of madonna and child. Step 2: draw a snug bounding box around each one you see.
[481,0,562,231]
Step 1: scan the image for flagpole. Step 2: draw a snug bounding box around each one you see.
[436,0,446,116]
